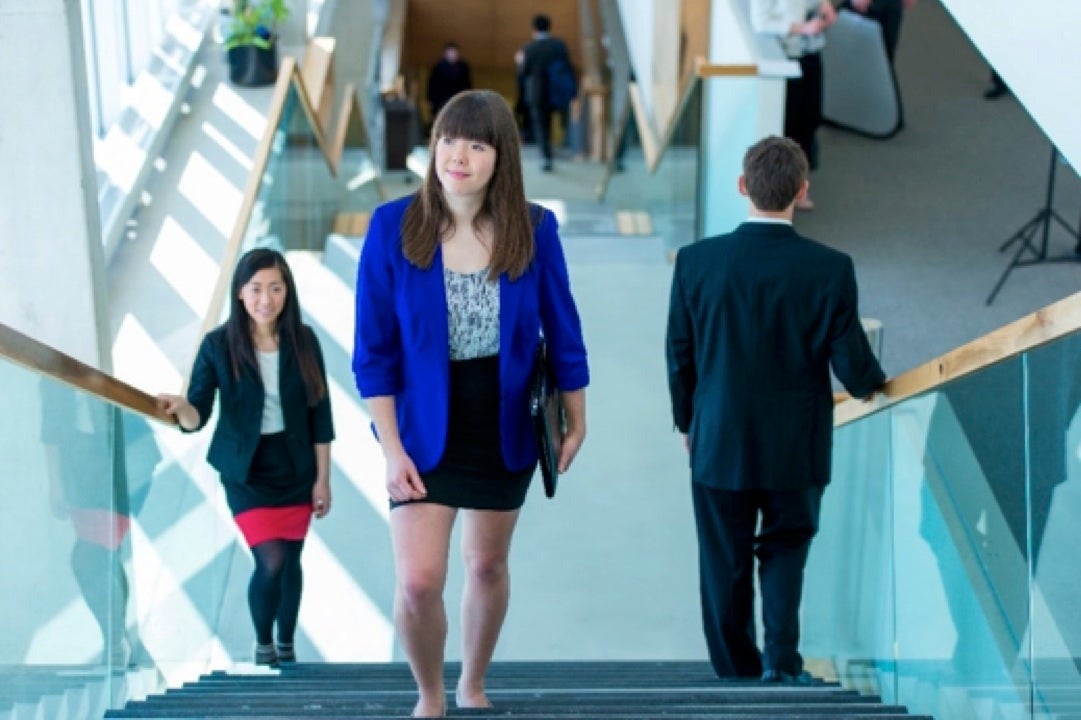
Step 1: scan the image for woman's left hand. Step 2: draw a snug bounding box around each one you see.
[312,477,331,518]
[558,424,585,474]
[557,389,587,473]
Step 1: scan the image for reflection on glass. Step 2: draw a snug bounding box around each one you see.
[603,82,700,256]
[1026,334,1081,717]
[803,412,894,698]
[0,359,131,714]
[241,77,384,257]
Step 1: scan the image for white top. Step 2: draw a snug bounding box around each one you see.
[257,350,285,434]
[750,0,826,58]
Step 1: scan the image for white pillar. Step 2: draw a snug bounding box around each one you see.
[700,0,796,236]
[0,0,110,370]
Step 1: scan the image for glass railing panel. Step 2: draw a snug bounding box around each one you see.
[0,358,123,713]
[243,84,337,253]
[1025,333,1081,719]
[890,359,1030,719]
[602,81,701,258]
[240,78,385,261]
[118,401,238,687]
[804,410,895,698]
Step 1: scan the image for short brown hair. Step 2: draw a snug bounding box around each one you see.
[742,136,808,211]
[402,90,534,280]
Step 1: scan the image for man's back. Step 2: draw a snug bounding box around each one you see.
[667,221,884,491]
[521,36,569,106]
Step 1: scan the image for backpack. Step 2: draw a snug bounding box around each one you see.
[546,57,578,110]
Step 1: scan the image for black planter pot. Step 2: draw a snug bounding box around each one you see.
[227,44,279,87]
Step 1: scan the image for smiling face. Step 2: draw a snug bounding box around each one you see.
[434,135,497,200]
[238,266,286,331]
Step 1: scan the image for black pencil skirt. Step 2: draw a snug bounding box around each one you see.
[391,355,534,511]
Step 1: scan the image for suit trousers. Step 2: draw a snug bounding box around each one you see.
[784,52,823,169]
[691,482,823,678]
[529,101,555,164]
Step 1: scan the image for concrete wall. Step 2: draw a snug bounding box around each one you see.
[938,0,1081,171]
[0,0,110,368]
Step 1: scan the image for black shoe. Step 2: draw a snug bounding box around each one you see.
[254,643,279,667]
[541,161,554,173]
[276,642,296,663]
[761,669,815,684]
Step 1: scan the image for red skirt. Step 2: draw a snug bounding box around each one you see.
[234,504,312,548]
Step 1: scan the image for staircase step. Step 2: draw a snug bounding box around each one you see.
[107,661,932,719]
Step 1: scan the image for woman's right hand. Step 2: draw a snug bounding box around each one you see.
[385,450,426,503]
[156,393,199,430]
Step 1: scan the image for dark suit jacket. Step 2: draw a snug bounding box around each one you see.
[426,58,472,115]
[352,195,589,473]
[666,221,885,491]
[185,325,334,485]
[521,35,571,107]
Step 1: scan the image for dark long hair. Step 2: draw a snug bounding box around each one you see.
[224,248,326,405]
[401,89,535,280]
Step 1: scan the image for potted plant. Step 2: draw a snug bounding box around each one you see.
[223,0,290,87]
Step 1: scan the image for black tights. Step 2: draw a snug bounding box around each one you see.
[249,539,304,645]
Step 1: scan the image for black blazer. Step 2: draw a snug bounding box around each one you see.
[185,325,334,485]
[521,36,571,107]
[666,221,885,491]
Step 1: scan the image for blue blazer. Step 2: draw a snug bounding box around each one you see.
[352,195,589,473]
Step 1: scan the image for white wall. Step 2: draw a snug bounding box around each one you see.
[616,0,655,115]
[0,0,110,368]
[939,0,1081,171]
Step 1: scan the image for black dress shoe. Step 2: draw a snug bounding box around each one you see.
[761,669,815,684]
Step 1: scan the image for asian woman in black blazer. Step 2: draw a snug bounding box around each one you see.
[158,249,334,667]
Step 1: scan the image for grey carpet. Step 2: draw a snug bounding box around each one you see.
[795,0,1081,376]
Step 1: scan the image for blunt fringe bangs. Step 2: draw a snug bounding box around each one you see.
[403,90,535,280]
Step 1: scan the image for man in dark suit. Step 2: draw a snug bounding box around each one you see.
[520,14,571,172]
[666,136,885,682]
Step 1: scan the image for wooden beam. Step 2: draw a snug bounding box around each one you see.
[301,37,337,135]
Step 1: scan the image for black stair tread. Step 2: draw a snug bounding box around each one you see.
[141,691,871,707]
[108,661,927,719]
[103,709,929,713]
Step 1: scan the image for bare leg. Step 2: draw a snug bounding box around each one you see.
[456,508,520,709]
[390,503,457,717]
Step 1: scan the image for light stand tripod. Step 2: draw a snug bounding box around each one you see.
[986,147,1081,305]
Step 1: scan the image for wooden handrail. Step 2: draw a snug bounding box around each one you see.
[834,290,1081,426]
[0,322,175,426]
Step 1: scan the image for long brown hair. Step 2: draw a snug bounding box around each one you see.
[225,248,326,405]
[401,90,534,280]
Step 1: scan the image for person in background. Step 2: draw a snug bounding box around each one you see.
[666,136,885,684]
[520,14,573,172]
[426,42,473,127]
[158,248,334,668]
[750,0,837,210]
[353,90,588,717]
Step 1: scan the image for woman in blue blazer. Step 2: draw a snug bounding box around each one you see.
[353,90,588,717]
[159,249,334,667]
